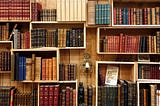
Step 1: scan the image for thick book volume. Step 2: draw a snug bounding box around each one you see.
[56,0,86,21]
[40,9,56,21]
[114,7,160,25]
[87,86,92,106]
[0,23,9,41]
[87,1,96,25]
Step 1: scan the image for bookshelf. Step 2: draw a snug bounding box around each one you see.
[0,0,160,106]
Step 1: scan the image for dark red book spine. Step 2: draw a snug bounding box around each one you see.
[53,85,59,106]
[43,85,49,106]
[39,85,44,106]
[66,87,70,106]
[49,85,55,106]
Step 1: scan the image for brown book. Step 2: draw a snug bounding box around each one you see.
[70,87,73,106]
[66,86,70,106]
[73,89,76,106]
[52,57,57,80]
[39,85,44,106]
[26,58,32,81]
[62,89,66,106]
[48,58,53,80]
[150,84,157,106]
[35,57,41,81]
[42,58,46,80]
[92,85,96,106]
[87,1,96,25]
[43,85,49,106]
[45,59,49,80]
[31,54,36,81]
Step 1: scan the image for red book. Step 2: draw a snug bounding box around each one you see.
[39,85,44,106]
[54,85,60,106]
[31,2,42,21]
[49,85,55,106]
[66,87,70,106]
[43,85,49,106]
[73,89,76,106]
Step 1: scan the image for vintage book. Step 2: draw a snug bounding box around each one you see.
[150,84,157,106]
[66,86,70,106]
[87,1,96,25]
[87,86,92,106]
[57,0,61,21]
[31,54,36,81]
[45,59,49,80]
[52,57,57,80]
[81,0,86,21]
[61,89,66,106]
[31,2,42,21]
[70,88,73,106]
[105,65,119,85]
[48,58,53,80]
[35,57,41,81]
[41,58,46,80]
[73,89,76,106]
[54,85,60,106]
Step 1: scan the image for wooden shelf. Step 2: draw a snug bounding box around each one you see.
[113,0,160,2]
[137,62,160,64]
[96,61,135,64]
[22,80,77,83]
[12,47,59,52]
[0,71,11,74]
[31,21,85,24]
[97,52,160,55]
[137,79,160,83]
[0,20,31,22]
[112,25,160,28]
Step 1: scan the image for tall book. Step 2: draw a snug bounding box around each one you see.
[31,54,36,81]
[87,1,96,25]
[35,57,41,81]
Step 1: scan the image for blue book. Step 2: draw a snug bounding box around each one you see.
[23,56,26,80]
[101,4,105,24]
[18,56,24,81]
[15,53,19,80]
[95,4,99,24]
[98,4,102,24]
[104,4,111,25]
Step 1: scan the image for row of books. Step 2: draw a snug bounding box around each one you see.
[31,28,84,48]
[100,32,160,53]
[57,0,86,21]
[0,0,30,20]
[0,23,9,41]
[113,7,160,25]
[0,86,15,106]
[0,51,11,71]
[14,53,57,81]
[39,84,76,106]
[59,64,77,81]
[98,80,136,106]
[14,92,32,106]
[40,9,56,21]
[139,84,160,106]
[95,4,111,25]
[138,64,160,79]
[13,30,30,49]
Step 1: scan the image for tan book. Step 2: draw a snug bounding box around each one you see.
[61,0,66,21]
[48,58,53,80]
[25,58,32,81]
[31,54,35,81]
[5,23,9,41]
[92,85,96,106]
[52,57,57,80]
[57,0,62,21]
[152,8,156,25]
[45,59,49,80]
[87,1,96,25]
[70,0,74,21]
[73,0,78,21]
[147,8,151,25]
[35,57,41,81]
[66,0,70,21]
[154,35,157,53]
[77,0,82,21]
[63,29,67,47]
[150,84,157,106]
[155,7,159,25]
[42,58,46,80]
[81,0,86,21]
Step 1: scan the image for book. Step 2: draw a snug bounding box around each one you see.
[35,57,41,81]
[105,65,119,85]
[87,1,96,25]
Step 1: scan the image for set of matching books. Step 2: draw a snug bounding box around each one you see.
[87,86,96,106]
[31,28,84,48]
[0,86,15,106]
[0,23,9,41]
[114,7,160,25]
[0,51,11,71]
[98,80,136,106]
[40,9,57,21]
[100,32,160,53]
[39,84,76,106]
[56,0,86,21]
[139,84,160,106]
[95,4,111,25]
[14,53,57,81]
[14,91,32,106]
[0,0,30,20]
[59,63,77,81]
[59,86,76,106]
[138,64,160,79]
[13,30,30,49]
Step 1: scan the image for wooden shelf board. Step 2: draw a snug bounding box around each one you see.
[0,41,12,43]
[137,62,160,64]
[113,0,160,2]
[31,21,85,24]
[59,47,86,49]
[12,47,59,52]
[0,20,31,22]
[112,25,160,28]
[96,61,135,64]
[137,79,160,83]
[0,71,11,74]
[97,52,159,55]
[22,80,77,83]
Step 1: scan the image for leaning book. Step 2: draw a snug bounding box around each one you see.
[105,65,119,85]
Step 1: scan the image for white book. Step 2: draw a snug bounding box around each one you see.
[61,0,66,21]
[74,0,78,21]
[56,0,61,21]
[66,0,70,21]
[81,0,86,21]
[69,0,74,21]
[77,0,82,21]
